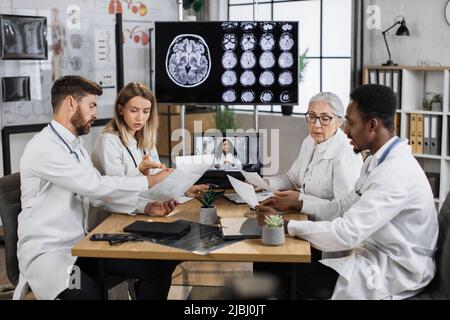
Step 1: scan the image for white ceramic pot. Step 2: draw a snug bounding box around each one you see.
[261,226,285,246]
[199,206,217,225]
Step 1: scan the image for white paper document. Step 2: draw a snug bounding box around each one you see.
[227,175,259,208]
[142,164,210,201]
[224,191,273,204]
[239,170,278,192]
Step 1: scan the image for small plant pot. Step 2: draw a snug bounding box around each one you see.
[261,226,285,246]
[431,101,442,111]
[199,206,217,225]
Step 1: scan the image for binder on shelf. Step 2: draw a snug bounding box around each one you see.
[369,69,377,84]
[378,70,385,86]
[392,70,402,108]
[385,69,393,89]
[415,114,424,154]
[423,114,431,154]
[409,113,417,154]
[430,115,442,155]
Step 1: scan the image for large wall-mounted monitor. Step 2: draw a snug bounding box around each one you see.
[0,14,48,60]
[155,21,298,105]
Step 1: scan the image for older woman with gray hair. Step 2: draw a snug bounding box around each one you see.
[264,92,363,205]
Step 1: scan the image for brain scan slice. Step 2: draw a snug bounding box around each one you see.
[222,89,237,102]
[259,51,276,69]
[278,71,293,86]
[260,90,274,103]
[240,22,257,31]
[261,22,275,32]
[240,33,257,51]
[221,70,237,87]
[222,33,237,51]
[278,51,294,69]
[279,33,294,51]
[280,22,293,31]
[240,50,257,69]
[241,90,255,103]
[260,33,275,51]
[259,70,275,87]
[221,22,238,30]
[240,70,256,87]
[280,91,292,103]
[166,34,211,87]
[222,51,238,69]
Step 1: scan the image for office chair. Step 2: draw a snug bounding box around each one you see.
[410,192,450,299]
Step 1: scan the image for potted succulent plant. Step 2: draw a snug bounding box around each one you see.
[261,214,285,246]
[431,93,443,111]
[196,186,223,225]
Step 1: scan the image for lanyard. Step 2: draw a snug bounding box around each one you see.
[49,123,84,163]
[377,136,401,165]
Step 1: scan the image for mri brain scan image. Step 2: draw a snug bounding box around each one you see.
[278,71,293,86]
[221,22,238,30]
[222,51,238,69]
[261,22,275,32]
[221,70,237,87]
[222,33,237,51]
[260,33,275,51]
[279,33,294,51]
[281,22,293,31]
[259,70,275,86]
[240,70,256,86]
[260,90,274,103]
[166,34,211,87]
[241,90,255,102]
[222,89,237,102]
[280,91,292,103]
[240,50,257,69]
[240,22,257,31]
[278,52,294,68]
[240,33,257,51]
[259,51,276,69]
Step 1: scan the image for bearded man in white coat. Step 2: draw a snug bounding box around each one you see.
[16,75,180,300]
[255,84,438,300]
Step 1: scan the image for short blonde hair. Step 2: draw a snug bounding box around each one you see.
[103,82,158,150]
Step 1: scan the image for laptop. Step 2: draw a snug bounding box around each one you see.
[220,217,262,240]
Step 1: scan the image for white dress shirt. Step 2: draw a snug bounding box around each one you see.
[90,132,161,222]
[267,129,363,202]
[213,152,242,166]
[17,120,148,300]
[289,137,438,299]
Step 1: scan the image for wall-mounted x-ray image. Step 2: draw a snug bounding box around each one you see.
[222,51,237,69]
[222,89,237,103]
[279,71,293,86]
[155,21,298,104]
[240,70,256,87]
[260,33,275,51]
[279,33,294,51]
[222,33,237,51]
[259,51,276,69]
[259,70,275,87]
[278,52,294,69]
[260,90,274,103]
[241,90,255,103]
[0,15,48,60]
[240,50,256,69]
[240,33,256,51]
[166,34,211,88]
[2,76,31,102]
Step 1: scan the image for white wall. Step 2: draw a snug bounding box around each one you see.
[363,0,450,66]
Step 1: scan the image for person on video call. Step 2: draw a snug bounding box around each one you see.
[213,138,242,169]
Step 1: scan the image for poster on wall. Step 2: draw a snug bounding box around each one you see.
[155,21,298,105]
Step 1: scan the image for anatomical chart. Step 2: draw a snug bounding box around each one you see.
[155,21,298,105]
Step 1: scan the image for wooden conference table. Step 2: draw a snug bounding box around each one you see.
[72,196,311,299]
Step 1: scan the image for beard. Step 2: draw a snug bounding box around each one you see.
[71,107,95,135]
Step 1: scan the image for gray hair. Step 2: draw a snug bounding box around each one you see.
[308,92,345,118]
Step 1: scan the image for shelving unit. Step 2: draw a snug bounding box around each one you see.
[364,66,450,211]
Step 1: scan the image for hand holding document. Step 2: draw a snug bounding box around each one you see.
[227,175,259,208]
[142,163,210,201]
[240,170,278,192]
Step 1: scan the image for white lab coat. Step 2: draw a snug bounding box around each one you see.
[267,129,363,202]
[213,152,242,166]
[89,132,161,228]
[289,137,438,299]
[17,121,149,300]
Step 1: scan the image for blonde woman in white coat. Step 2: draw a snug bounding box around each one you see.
[263,92,363,205]
[90,82,207,228]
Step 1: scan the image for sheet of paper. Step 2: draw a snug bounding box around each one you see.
[175,155,214,172]
[142,164,210,201]
[240,170,278,192]
[227,175,259,208]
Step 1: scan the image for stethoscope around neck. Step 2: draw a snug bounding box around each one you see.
[49,123,82,163]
